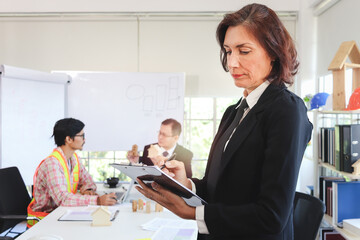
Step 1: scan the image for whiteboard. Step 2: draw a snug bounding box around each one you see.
[0,65,69,184]
[65,72,185,151]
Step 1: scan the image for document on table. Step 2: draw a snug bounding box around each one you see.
[152,226,197,240]
[58,206,120,221]
[141,218,198,240]
[141,217,197,231]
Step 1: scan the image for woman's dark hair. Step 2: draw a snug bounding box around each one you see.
[52,118,85,146]
[216,3,299,85]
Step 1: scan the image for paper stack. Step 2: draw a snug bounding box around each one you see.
[343,218,360,236]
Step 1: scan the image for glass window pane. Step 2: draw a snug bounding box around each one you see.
[216,98,238,120]
[115,151,127,159]
[182,119,191,148]
[77,151,88,158]
[81,158,89,170]
[184,97,190,120]
[89,151,114,159]
[190,98,213,119]
[190,120,213,159]
[87,159,115,182]
[191,159,207,179]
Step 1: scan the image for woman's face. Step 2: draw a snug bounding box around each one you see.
[224,25,273,94]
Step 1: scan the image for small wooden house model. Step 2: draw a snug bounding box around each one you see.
[328,41,360,110]
[146,201,151,213]
[138,198,144,210]
[155,203,164,212]
[91,206,112,226]
[352,159,360,175]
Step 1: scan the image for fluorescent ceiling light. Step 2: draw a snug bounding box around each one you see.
[313,0,341,16]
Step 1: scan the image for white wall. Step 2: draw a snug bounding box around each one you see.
[0,1,300,98]
[0,14,296,97]
[295,0,318,194]
[297,1,317,97]
[317,0,360,78]
[0,0,300,13]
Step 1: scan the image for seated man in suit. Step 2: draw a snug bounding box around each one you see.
[127,118,193,178]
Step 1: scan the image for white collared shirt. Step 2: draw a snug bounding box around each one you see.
[159,144,176,157]
[223,80,270,151]
[195,80,270,234]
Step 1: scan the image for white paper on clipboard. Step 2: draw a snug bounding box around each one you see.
[110,163,207,207]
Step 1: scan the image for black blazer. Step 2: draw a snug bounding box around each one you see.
[193,83,313,240]
[140,143,193,178]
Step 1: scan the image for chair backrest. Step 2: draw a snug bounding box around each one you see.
[293,191,325,240]
[0,167,31,233]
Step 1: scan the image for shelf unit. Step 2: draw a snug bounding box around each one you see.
[312,110,360,239]
[319,162,360,180]
[314,109,360,181]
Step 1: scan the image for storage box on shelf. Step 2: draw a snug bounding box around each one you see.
[313,109,360,239]
[316,110,360,176]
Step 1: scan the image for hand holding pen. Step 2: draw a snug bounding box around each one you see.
[158,155,191,189]
[160,153,177,169]
[97,192,117,206]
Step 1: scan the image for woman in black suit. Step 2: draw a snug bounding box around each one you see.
[136,3,312,240]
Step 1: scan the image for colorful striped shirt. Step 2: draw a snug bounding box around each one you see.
[31,147,98,213]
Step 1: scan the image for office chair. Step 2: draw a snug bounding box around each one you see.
[0,167,38,239]
[293,191,325,240]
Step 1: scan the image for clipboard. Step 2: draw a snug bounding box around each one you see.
[110,163,207,207]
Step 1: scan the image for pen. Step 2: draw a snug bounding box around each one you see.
[160,153,176,169]
[111,210,120,221]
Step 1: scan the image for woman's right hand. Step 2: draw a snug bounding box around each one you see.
[162,160,192,189]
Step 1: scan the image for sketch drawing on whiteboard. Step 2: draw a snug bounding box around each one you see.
[126,84,145,100]
[169,76,180,88]
[143,96,153,112]
[168,76,180,110]
[125,76,181,114]
[156,85,167,111]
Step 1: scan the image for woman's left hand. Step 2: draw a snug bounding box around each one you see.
[135,178,196,220]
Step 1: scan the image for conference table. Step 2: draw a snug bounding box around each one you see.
[16,182,198,240]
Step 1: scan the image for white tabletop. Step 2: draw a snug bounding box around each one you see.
[17,183,198,240]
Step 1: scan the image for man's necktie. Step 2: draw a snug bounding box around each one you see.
[162,151,169,157]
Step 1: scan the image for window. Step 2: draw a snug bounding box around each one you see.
[79,97,239,182]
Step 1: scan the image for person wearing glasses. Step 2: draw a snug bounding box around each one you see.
[27,118,116,227]
[127,118,193,178]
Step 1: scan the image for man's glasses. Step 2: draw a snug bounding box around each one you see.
[74,133,85,140]
[158,131,174,138]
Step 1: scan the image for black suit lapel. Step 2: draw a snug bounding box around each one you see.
[216,99,242,138]
[214,83,286,182]
[204,99,241,178]
[221,111,258,165]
